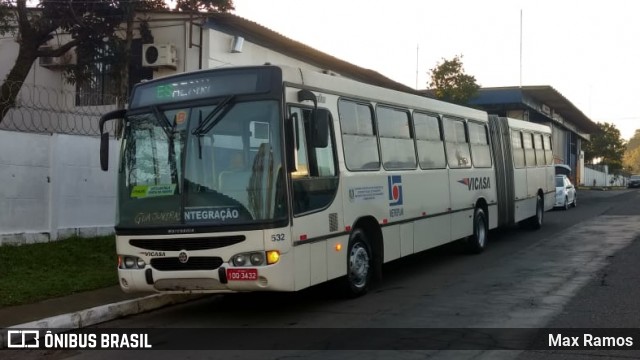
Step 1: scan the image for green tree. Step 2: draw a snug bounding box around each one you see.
[174,0,234,11]
[623,147,640,174]
[0,0,124,123]
[583,122,627,174]
[0,0,234,125]
[428,54,480,105]
[623,129,640,173]
[66,0,234,111]
[626,129,640,152]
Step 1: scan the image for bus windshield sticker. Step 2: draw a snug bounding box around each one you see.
[184,206,241,223]
[348,186,385,203]
[130,184,177,198]
[175,111,188,125]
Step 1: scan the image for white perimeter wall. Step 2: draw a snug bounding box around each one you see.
[0,130,119,245]
[583,166,627,187]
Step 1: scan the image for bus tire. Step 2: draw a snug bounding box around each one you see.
[528,195,544,230]
[340,228,372,297]
[465,207,488,254]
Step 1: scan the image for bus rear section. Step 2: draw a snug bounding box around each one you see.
[488,115,555,229]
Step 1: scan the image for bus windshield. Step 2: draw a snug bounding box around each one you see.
[117,99,286,228]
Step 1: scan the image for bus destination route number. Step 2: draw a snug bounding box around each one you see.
[227,268,258,281]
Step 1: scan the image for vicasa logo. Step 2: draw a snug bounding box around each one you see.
[458,177,491,190]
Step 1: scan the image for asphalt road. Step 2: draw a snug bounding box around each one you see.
[8,189,640,360]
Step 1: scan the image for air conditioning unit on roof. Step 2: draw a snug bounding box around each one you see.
[142,43,177,69]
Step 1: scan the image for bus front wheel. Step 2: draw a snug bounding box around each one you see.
[341,228,372,297]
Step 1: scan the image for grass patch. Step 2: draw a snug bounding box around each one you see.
[0,235,118,307]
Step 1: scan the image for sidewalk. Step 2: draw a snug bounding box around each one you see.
[0,285,205,335]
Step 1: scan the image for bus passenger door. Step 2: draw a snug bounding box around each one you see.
[288,105,342,290]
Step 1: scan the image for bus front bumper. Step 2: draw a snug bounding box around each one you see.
[117,256,293,294]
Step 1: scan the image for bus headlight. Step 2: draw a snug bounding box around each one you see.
[231,252,271,267]
[250,253,264,266]
[233,254,247,266]
[118,255,146,269]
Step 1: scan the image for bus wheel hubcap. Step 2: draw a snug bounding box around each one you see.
[349,243,369,288]
[476,218,486,247]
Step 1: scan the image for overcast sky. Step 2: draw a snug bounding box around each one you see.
[232,0,640,140]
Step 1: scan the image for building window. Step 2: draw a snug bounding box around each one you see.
[75,46,116,106]
[75,40,152,107]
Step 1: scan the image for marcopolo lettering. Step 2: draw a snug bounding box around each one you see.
[458,177,491,190]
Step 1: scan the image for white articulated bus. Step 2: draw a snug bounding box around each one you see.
[99,65,555,297]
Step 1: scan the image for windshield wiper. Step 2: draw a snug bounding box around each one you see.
[191,95,236,136]
[151,105,175,138]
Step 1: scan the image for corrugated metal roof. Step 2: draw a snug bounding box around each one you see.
[204,13,422,96]
[472,86,599,133]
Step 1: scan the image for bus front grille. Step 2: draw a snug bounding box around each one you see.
[130,236,245,251]
[150,257,223,271]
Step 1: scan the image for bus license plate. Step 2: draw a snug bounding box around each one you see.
[227,268,258,281]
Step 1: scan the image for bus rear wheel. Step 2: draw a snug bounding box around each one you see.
[528,195,544,229]
[340,228,372,297]
[465,207,488,254]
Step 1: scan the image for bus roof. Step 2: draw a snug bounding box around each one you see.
[506,117,552,134]
[280,65,488,123]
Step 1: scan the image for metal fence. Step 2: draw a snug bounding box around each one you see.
[0,80,119,136]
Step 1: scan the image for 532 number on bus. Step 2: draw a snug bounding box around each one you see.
[271,233,285,242]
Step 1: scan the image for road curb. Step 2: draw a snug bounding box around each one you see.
[1,293,206,348]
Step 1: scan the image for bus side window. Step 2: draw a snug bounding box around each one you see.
[512,130,525,168]
[338,99,380,171]
[414,112,446,169]
[443,117,471,168]
[468,122,492,168]
[523,132,535,167]
[533,133,545,166]
[290,108,309,177]
[377,105,416,170]
[289,106,338,216]
[543,135,554,165]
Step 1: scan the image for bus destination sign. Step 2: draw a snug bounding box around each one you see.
[155,80,212,102]
[130,68,274,108]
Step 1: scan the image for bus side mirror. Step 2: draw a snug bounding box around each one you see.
[297,89,317,109]
[285,114,297,173]
[99,109,126,171]
[310,108,330,148]
[100,132,110,171]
